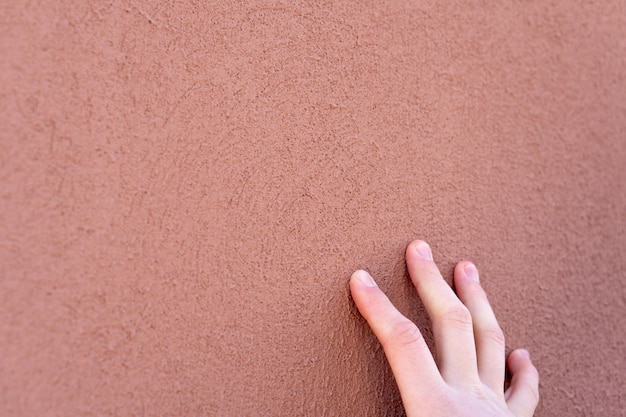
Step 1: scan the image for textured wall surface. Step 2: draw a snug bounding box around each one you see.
[1,1,625,416]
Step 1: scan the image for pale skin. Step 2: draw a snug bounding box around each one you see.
[350,240,539,417]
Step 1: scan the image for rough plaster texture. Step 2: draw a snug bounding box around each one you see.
[1,1,625,416]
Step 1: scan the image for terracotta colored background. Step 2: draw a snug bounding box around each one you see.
[1,1,625,416]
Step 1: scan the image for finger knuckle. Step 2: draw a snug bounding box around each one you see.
[519,366,540,405]
[385,319,423,348]
[529,365,540,387]
[524,380,540,405]
[523,361,540,380]
[438,305,473,330]
[532,386,541,405]
[480,325,506,348]
[406,388,453,416]
[436,394,463,415]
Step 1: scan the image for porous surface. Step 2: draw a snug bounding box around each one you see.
[1,1,625,416]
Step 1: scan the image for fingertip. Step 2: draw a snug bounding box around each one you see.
[508,348,533,370]
[454,261,479,284]
[506,348,540,413]
[351,269,377,288]
[406,239,433,261]
[349,270,380,322]
[507,348,539,384]
[463,262,479,282]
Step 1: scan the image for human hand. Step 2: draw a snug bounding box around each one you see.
[350,240,539,417]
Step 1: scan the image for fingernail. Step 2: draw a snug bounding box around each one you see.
[353,270,377,287]
[414,241,433,260]
[519,349,531,360]
[464,263,479,282]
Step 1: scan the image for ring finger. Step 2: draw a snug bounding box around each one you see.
[454,261,506,393]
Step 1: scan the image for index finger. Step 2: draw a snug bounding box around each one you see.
[350,270,445,405]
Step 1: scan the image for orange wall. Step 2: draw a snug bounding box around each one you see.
[1,1,625,416]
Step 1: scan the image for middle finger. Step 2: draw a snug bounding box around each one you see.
[406,240,480,387]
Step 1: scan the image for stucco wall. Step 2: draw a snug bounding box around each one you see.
[1,1,625,416]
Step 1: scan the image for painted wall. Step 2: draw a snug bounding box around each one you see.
[1,1,625,416]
